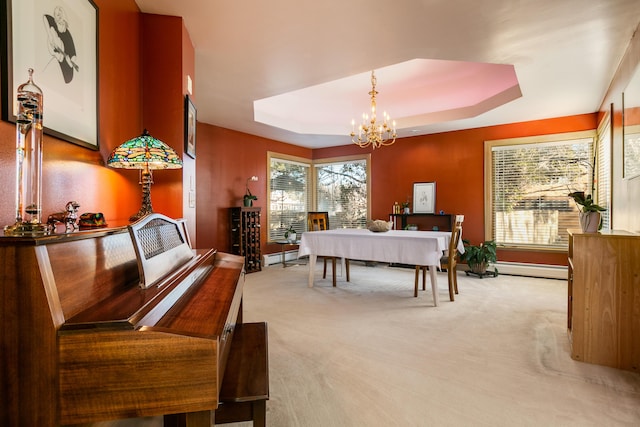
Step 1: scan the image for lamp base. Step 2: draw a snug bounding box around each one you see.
[129,207,153,223]
[130,167,154,222]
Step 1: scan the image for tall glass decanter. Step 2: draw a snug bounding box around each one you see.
[4,69,47,236]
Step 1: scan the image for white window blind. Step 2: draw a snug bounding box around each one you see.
[315,159,368,229]
[491,137,594,249]
[596,114,611,230]
[268,156,311,241]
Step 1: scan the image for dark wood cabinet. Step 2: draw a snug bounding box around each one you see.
[230,207,262,273]
[390,213,454,231]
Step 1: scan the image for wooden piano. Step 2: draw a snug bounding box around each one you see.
[0,214,262,426]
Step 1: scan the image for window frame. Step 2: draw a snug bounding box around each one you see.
[313,154,371,230]
[596,109,612,231]
[266,152,312,243]
[484,130,596,252]
[266,152,370,243]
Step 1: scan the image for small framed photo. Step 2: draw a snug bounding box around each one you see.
[1,0,99,149]
[413,182,436,213]
[184,95,196,158]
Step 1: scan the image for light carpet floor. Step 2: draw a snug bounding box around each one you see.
[89,262,640,427]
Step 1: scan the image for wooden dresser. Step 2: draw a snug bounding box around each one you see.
[567,229,640,371]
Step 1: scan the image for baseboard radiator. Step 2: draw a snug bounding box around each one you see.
[264,252,567,279]
[263,250,300,266]
[477,261,567,280]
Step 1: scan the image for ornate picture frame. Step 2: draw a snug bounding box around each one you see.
[1,0,99,149]
[413,182,436,214]
[184,95,196,159]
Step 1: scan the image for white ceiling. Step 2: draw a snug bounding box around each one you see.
[134,0,640,149]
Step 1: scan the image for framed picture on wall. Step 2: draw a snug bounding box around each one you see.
[184,95,196,158]
[413,182,436,213]
[1,0,99,149]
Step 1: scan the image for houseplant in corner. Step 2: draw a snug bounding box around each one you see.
[460,239,498,278]
[568,191,606,232]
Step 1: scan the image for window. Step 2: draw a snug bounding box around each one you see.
[486,131,595,250]
[596,112,612,230]
[267,153,311,241]
[267,153,370,241]
[314,157,370,229]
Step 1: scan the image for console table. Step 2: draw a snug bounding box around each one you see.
[390,213,454,231]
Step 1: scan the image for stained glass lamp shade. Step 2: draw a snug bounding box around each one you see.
[107,129,183,221]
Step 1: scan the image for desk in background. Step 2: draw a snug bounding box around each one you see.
[274,239,300,267]
[389,213,454,231]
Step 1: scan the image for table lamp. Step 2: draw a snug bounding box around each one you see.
[107,129,183,221]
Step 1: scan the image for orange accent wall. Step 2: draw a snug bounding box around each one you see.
[196,125,312,253]
[0,0,626,270]
[139,13,186,221]
[197,113,596,266]
[0,2,192,231]
[0,0,144,227]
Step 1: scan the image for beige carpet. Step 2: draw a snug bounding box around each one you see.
[88,262,640,427]
[237,262,640,427]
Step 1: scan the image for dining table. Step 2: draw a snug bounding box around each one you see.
[297,228,464,306]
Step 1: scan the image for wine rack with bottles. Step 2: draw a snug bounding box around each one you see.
[230,207,262,273]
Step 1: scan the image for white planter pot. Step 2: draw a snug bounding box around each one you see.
[579,211,601,233]
[288,233,297,242]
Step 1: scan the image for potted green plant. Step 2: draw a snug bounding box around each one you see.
[243,191,257,207]
[401,200,410,214]
[460,239,498,277]
[244,175,258,207]
[568,191,606,232]
[284,225,297,242]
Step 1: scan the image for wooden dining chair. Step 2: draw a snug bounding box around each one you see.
[415,215,464,301]
[306,212,349,287]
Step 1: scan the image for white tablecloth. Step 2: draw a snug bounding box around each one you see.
[298,229,462,266]
[298,229,464,305]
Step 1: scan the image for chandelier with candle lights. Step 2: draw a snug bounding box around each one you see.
[350,71,397,149]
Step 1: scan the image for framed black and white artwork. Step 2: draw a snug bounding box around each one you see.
[184,95,196,158]
[413,182,436,214]
[1,0,99,149]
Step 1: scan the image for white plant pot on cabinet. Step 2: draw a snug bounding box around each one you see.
[579,212,601,233]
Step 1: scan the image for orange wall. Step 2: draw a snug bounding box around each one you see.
[140,13,187,221]
[0,0,144,227]
[0,1,190,231]
[196,114,596,266]
[196,125,312,252]
[0,1,613,269]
